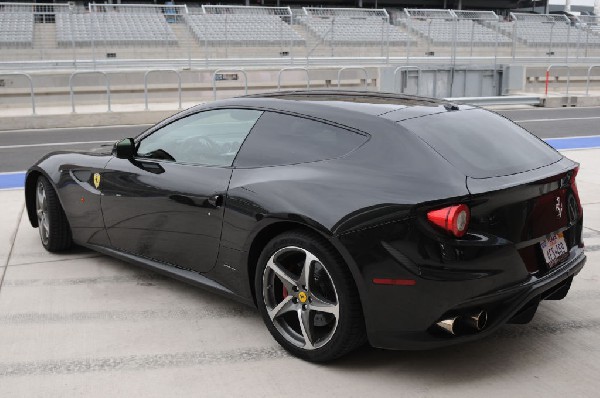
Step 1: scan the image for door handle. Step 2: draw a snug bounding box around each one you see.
[208,194,224,208]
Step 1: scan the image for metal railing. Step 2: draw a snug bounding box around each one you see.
[277,67,310,91]
[586,65,600,96]
[1,65,596,115]
[144,69,182,110]
[0,73,36,114]
[337,67,369,89]
[69,71,111,113]
[212,69,248,100]
[393,66,421,95]
[545,64,571,96]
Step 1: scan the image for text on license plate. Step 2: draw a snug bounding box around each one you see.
[540,232,568,268]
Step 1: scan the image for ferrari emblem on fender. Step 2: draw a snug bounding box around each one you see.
[93,173,101,189]
[556,197,563,219]
[298,291,308,303]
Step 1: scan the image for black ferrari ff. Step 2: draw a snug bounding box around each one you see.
[25,91,586,362]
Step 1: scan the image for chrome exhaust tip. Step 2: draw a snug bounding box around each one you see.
[436,316,460,335]
[436,310,488,336]
[465,310,488,331]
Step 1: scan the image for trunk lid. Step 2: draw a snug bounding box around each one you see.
[467,158,582,273]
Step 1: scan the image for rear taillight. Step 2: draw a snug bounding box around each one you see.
[427,204,470,238]
[571,166,583,217]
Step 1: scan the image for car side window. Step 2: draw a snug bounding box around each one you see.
[136,109,263,167]
[234,112,368,167]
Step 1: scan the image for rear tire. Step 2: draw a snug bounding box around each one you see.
[254,230,366,362]
[35,176,72,252]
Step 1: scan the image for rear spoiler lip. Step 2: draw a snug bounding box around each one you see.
[466,157,577,195]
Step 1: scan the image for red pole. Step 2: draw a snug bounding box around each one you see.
[545,70,550,95]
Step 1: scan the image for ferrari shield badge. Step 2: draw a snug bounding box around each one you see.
[93,173,101,189]
[298,291,308,303]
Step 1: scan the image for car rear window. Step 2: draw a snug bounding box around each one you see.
[400,109,562,178]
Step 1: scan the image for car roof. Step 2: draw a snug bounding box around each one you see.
[194,90,474,131]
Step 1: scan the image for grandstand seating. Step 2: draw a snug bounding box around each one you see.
[589,24,600,34]
[489,20,600,46]
[401,19,512,46]
[0,12,34,47]
[299,16,412,44]
[55,12,177,46]
[2,3,600,56]
[184,14,304,45]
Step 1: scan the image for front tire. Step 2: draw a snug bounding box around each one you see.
[255,230,365,362]
[35,176,72,252]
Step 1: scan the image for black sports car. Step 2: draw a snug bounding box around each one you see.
[25,91,586,362]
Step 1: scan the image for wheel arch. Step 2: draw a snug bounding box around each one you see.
[24,167,67,228]
[245,220,366,312]
[24,169,44,227]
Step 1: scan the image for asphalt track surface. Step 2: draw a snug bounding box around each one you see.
[0,106,599,174]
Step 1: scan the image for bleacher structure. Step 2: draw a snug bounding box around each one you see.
[0,3,35,48]
[56,4,179,47]
[1,2,600,63]
[400,9,511,46]
[299,7,412,45]
[494,13,600,46]
[580,15,600,36]
[185,5,303,46]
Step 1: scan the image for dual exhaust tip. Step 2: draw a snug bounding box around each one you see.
[436,310,488,336]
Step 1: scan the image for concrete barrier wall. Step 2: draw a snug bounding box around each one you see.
[1,63,599,130]
[0,67,380,109]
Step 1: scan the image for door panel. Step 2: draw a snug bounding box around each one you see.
[99,108,263,273]
[100,158,231,273]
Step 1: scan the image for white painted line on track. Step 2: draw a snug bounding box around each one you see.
[558,147,600,151]
[0,140,114,150]
[0,124,152,134]
[501,106,600,112]
[544,134,600,140]
[0,170,27,175]
[515,117,600,123]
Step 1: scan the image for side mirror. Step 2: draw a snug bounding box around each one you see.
[114,138,135,159]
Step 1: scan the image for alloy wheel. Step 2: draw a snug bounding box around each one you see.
[262,246,339,350]
[36,180,49,246]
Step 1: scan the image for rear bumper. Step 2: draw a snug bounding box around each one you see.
[366,247,586,350]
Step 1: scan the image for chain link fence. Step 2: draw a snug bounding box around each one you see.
[506,13,600,60]
[189,5,301,62]
[400,9,511,63]
[300,7,406,61]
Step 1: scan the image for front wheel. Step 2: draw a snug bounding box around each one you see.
[255,230,365,362]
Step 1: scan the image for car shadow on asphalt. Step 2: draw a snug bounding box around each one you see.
[326,318,577,382]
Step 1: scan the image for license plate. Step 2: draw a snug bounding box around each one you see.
[540,232,568,268]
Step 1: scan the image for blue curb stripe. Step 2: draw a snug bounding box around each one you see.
[0,135,599,190]
[544,135,600,151]
[0,172,26,190]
